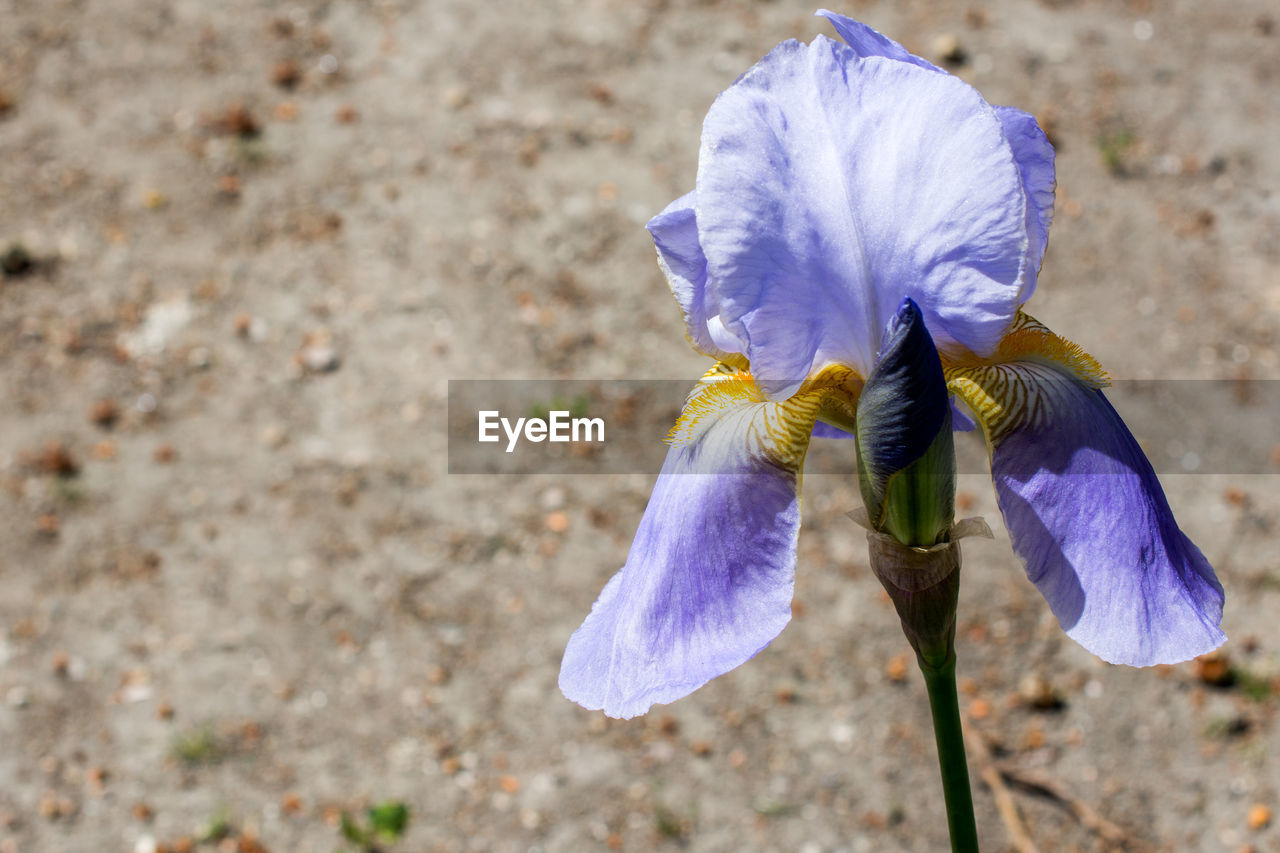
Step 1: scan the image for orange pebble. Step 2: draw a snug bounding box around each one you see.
[884,653,909,683]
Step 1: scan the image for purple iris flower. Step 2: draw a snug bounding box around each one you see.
[560,11,1225,719]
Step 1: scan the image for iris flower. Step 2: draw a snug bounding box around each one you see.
[560,11,1225,720]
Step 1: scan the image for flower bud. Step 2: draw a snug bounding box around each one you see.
[855,298,956,548]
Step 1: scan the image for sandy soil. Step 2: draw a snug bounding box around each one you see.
[2,1,1279,851]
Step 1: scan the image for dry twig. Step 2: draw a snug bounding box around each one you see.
[999,767,1132,846]
[963,718,1039,853]
[964,717,1147,852]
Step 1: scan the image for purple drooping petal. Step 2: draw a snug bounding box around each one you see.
[811,421,853,439]
[816,9,942,72]
[696,37,1028,398]
[987,364,1225,665]
[648,192,743,359]
[951,400,977,432]
[559,379,809,718]
[994,106,1055,300]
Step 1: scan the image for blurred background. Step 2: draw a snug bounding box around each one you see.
[1,1,1278,850]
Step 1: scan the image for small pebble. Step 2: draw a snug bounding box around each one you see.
[299,344,340,373]
[261,425,288,449]
[884,653,909,683]
[216,102,260,137]
[1,243,34,277]
[218,174,242,197]
[1247,804,1272,830]
[280,792,303,815]
[1194,651,1234,687]
[271,59,301,89]
[442,85,471,109]
[587,82,613,104]
[188,347,212,370]
[1018,674,1064,710]
[932,33,967,65]
[89,399,119,429]
[36,440,80,476]
[6,685,30,708]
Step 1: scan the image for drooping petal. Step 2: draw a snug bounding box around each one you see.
[993,106,1055,298]
[811,421,853,439]
[696,36,1028,398]
[647,192,746,361]
[948,316,1225,665]
[559,367,854,718]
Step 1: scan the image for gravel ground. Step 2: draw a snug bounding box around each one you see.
[1,1,1279,851]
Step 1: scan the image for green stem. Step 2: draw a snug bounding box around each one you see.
[919,652,979,853]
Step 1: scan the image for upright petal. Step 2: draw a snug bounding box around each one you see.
[993,106,1056,298]
[647,192,746,361]
[817,11,1056,305]
[559,367,853,718]
[948,316,1225,665]
[696,37,1028,397]
[816,10,942,72]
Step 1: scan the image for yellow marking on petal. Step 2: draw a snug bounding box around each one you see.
[994,312,1108,388]
[667,363,860,470]
[944,311,1108,445]
[667,367,765,447]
